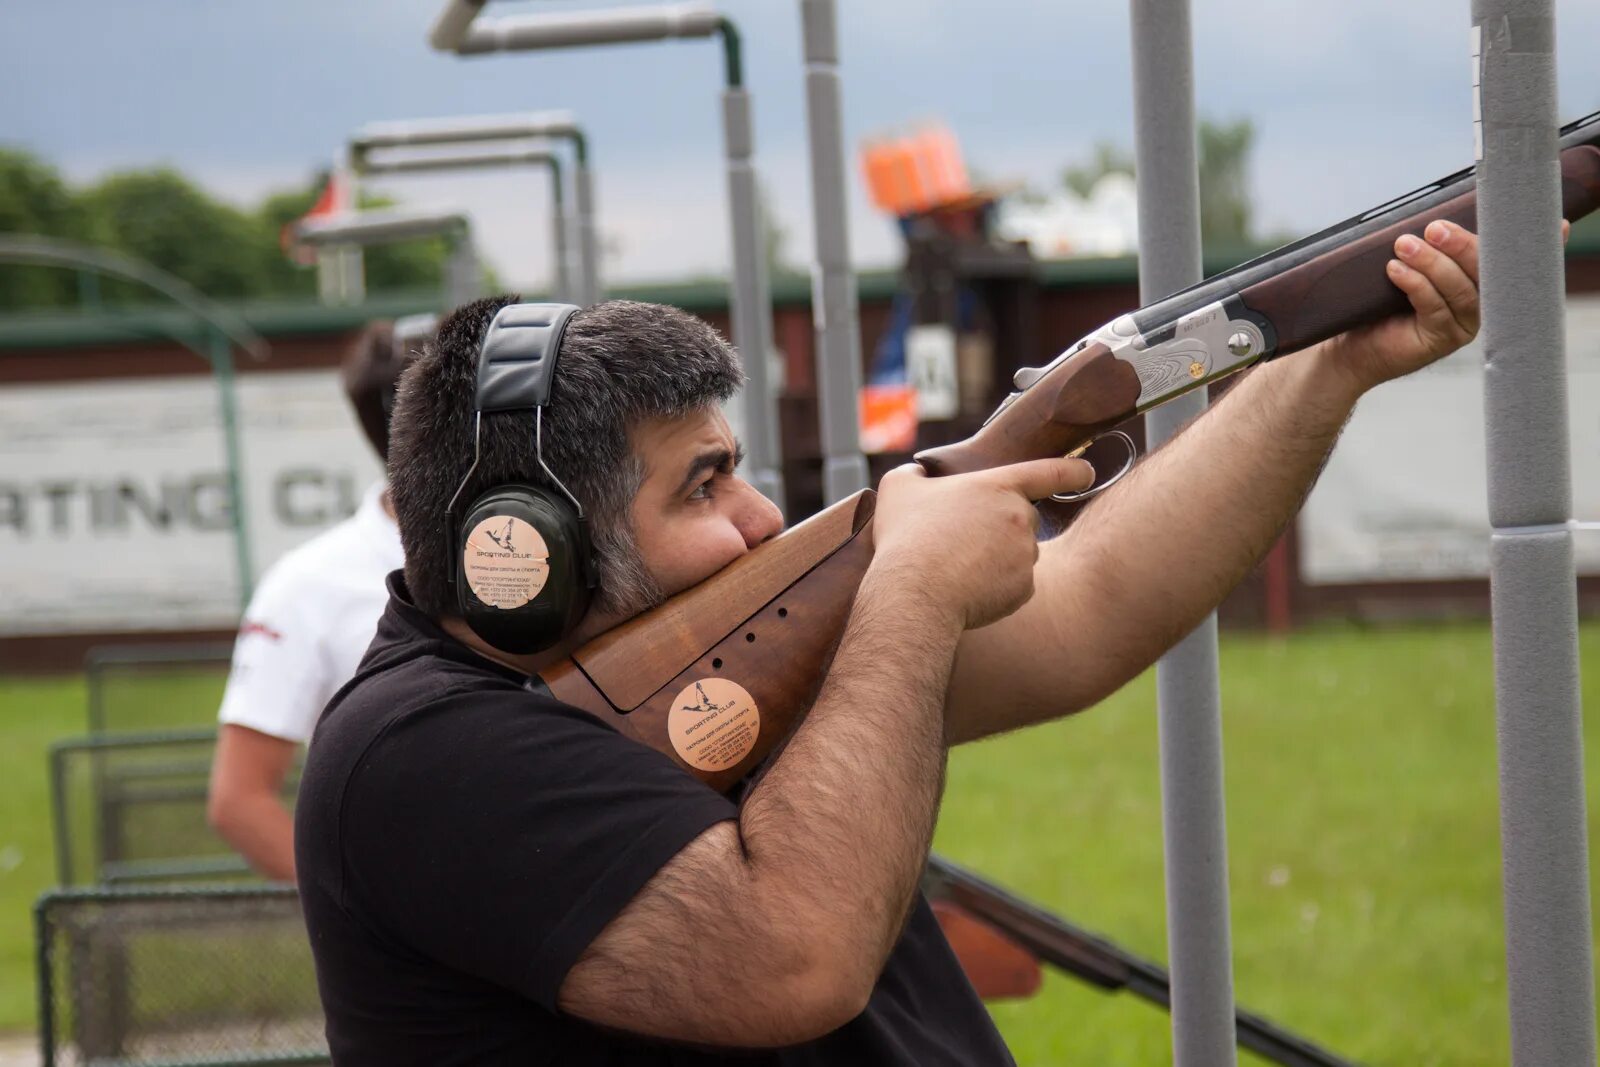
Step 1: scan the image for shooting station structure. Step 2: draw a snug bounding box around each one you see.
[428,0,784,505]
[349,111,600,308]
[352,139,576,305]
[291,204,484,311]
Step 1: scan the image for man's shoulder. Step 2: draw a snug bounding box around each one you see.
[310,650,605,773]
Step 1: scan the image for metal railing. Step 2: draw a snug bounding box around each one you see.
[35,885,325,1067]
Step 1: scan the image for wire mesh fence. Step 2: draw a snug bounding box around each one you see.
[50,732,298,887]
[36,885,328,1067]
[84,643,235,736]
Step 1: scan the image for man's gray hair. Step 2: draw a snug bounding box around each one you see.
[387,296,744,621]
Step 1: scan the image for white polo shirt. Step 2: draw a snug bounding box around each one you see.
[218,481,405,744]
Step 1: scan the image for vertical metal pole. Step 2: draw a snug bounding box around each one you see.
[444,230,482,308]
[209,329,255,611]
[337,159,365,304]
[799,0,868,503]
[574,160,602,306]
[1473,3,1597,1064]
[1129,3,1237,1065]
[547,162,574,302]
[723,85,785,508]
[35,899,55,1067]
[49,746,73,886]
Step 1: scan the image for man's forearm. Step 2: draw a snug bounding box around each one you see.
[742,564,960,979]
[214,795,297,881]
[948,347,1363,739]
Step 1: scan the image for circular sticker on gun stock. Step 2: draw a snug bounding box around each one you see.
[668,677,761,772]
[462,515,550,609]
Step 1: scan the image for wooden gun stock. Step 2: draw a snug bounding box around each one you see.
[539,113,1600,791]
[542,490,876,792]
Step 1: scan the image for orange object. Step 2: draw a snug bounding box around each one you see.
[859,383,919,454]
[861,123,975,217]
[931,899,1045,1001]
[281,172,351,265]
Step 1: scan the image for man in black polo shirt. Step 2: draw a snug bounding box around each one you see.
[297,220,1485,1063]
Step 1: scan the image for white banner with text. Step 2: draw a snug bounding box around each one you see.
[0,371,383,635]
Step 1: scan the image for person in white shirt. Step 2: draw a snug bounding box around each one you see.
[207,317,430,880]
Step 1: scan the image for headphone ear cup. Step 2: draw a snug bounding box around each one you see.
[455,487,592,654]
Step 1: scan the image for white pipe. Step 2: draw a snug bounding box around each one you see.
[455,2,719,56]
[352,112,580,153]
[429,0,489,51]
[357,147,559,176]
[293,207,470,246]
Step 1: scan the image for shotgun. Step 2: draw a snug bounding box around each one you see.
[536,110,1600,791]
[923,855,1360,1067]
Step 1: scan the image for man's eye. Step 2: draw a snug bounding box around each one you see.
[689,479,714,501]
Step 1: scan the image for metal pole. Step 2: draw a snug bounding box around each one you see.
[208,328,255,611]
[352,113,598,305]
[1472,3,1597,1064]
[799,0,868,503]
[337,158,365,305]
[444,229,482,308]
[1129,3,1237,1065]
[722,84,785,507]
[548,162,573,301]
[354,146,573,301]
[454,1,720,55]
[574,158,602,307]
[429,0,487,51]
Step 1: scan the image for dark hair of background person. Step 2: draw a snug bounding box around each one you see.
[341,320,406,461]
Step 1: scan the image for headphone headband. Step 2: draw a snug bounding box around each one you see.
[448,301,594,653]
[475,303,581,414]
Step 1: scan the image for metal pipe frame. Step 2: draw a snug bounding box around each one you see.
[426,4,784,506]
[293,207,482,309]
[1472,1,1598,1063]
[1128,4,1239,1064]
[292,206,472,246]
[352,111,600,307]
[355,144,574,303]
[798,0,869,503]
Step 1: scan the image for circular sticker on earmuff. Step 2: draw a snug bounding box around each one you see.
[668,677,761,772]
[463,515,550,609]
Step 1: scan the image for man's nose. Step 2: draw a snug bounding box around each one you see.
[736,484,785,548]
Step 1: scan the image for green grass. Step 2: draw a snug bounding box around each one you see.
[1,624,1596,1064]
[936,622,1600,1065]
[0,666,229,1031]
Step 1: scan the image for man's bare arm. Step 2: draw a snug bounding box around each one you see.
[207,725,298,881]
[561,570,955,1046]
[946,220,1489,742]
[558,458,1090,1047]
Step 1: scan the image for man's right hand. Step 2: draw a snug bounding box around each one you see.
[872,457,1094,631]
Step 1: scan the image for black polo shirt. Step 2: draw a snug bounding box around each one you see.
[295,572,1014,1065]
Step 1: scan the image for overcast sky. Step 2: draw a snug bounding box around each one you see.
[4,1,1598,289]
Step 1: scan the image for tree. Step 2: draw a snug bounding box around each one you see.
[1061,142,1136,200]
[0,148,460,311]
[80,169,270,302]
[1196,118,1254,247]
[1058,117,1258,245]
[0,149,96,309]
[760,180,805,282]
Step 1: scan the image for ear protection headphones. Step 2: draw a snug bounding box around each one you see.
[444,303,595,655]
